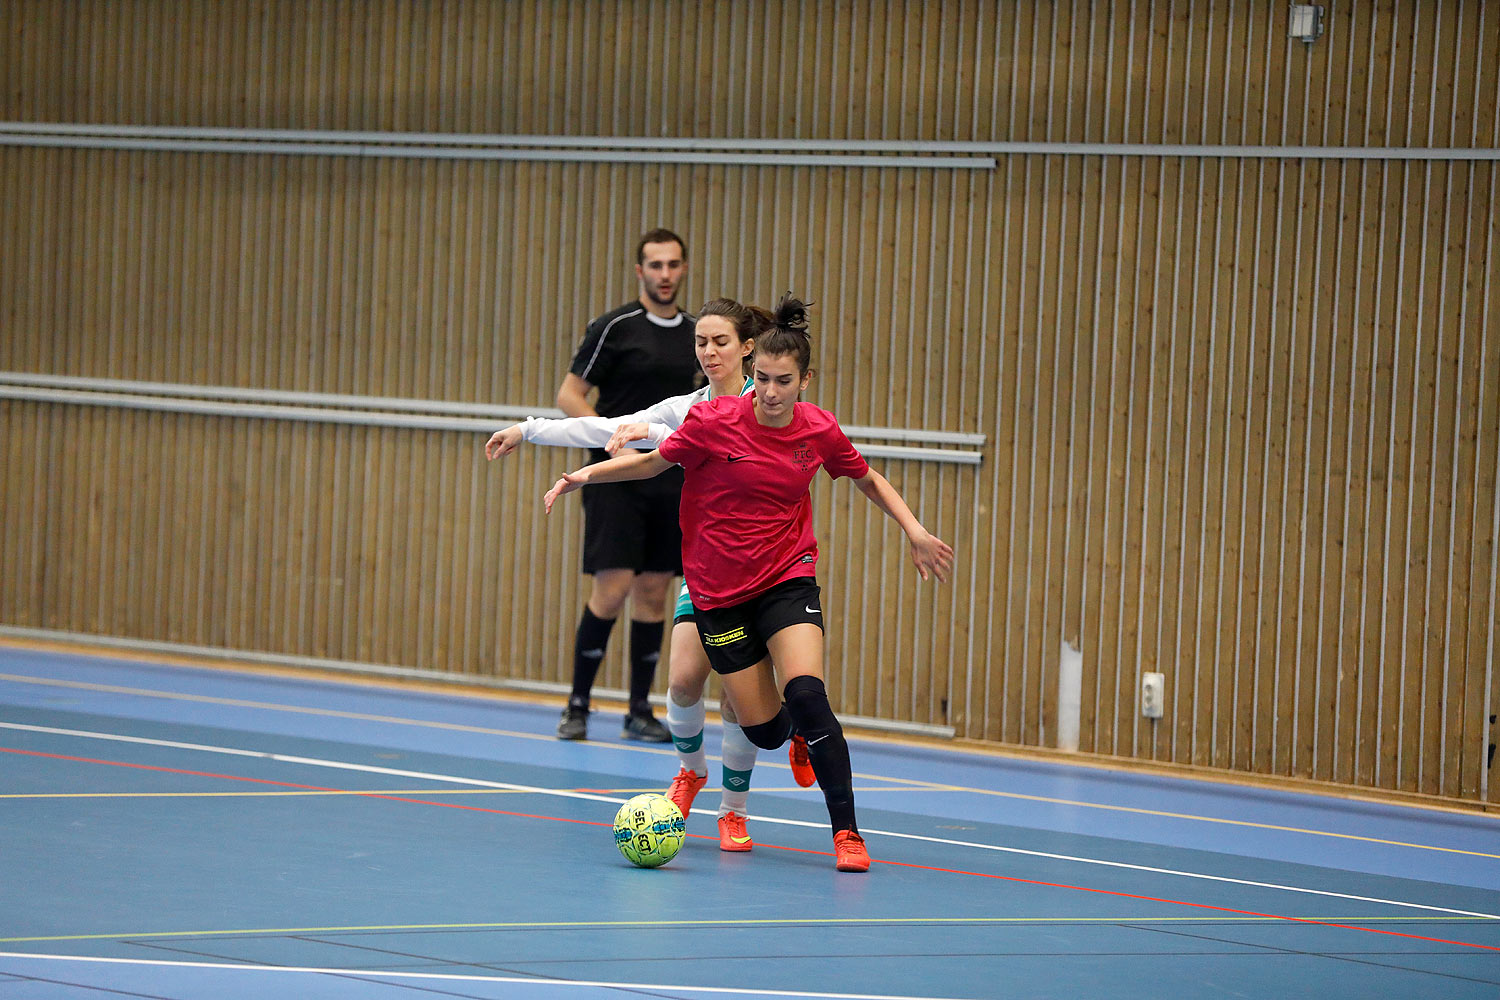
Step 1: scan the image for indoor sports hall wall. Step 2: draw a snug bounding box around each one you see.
[2,2,1497,808]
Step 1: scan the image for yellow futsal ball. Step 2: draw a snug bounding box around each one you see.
[613,793,686,868]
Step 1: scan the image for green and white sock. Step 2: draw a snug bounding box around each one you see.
[667,695,708,777]
[719,719,757,816]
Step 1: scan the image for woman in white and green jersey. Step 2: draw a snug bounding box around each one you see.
[486,298,797,852]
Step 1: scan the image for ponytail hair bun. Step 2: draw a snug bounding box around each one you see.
[773,293,811,336]
[755,292,815,375]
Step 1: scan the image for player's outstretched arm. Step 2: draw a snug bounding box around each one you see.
[605,421,652,456]
[544,450,674,513]
[484,424,524,460]
[495,389,700,458]
[852,469,955,583]
[604,389,701,454]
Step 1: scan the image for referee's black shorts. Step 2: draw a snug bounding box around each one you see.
[579,473,684,576]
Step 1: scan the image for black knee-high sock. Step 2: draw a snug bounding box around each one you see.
[627,619,664,715]
[783,675,857,834]
[569,608,616,710]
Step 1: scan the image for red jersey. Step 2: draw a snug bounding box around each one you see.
[658,393,870,609]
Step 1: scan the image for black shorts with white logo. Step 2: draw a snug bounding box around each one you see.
[694,577,824,675]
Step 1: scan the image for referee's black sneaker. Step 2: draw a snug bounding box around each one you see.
[556,705,589,740]
[621,711,670,743]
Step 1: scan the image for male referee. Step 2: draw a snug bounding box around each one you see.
[553,228,698,741]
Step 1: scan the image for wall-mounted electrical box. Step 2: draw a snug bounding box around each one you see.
[1289,4,1326,43]
[1141,672,1166,719]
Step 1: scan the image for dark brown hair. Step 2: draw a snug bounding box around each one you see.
[697,297,768,376]
[753,293,813,375]
[636,228,687,263]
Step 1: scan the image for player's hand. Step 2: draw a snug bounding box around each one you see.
[605,422,651,457]
[908,530,955,583]
[485,425,524,460]
[543,469,589,513]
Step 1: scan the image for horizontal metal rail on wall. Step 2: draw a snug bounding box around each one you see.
[0,373,985,465]
[0,123,995,168]
[0,371,555,422]
[3,122,1497,161]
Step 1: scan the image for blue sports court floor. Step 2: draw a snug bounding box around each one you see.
[2,641,1498,998]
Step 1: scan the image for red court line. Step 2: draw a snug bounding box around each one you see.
[862,856,1500,953]
[7,745,1498,953]
[0,747,612,830]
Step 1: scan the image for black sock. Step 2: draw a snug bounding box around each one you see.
[569,608,616,710]
[627,619,664,716]
[784,675,857,834]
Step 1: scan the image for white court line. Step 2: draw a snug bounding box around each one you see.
[5,721,1498,922]
[0,953,970,1000]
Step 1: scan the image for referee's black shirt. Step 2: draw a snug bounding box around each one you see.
[568,302,700,469]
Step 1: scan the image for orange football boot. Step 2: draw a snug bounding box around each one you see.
[788,734,817,788]
[833,829,870,872]
[717,811,754,852]
[665,767,708,818]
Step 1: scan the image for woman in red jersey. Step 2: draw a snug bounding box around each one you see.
[489,297,778,851]
[544,295,954,872]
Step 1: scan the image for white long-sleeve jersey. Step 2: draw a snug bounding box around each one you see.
[517,382,722,450]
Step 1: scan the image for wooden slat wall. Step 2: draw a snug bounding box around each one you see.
[2,1,1497,803]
